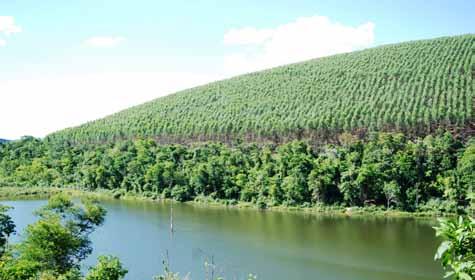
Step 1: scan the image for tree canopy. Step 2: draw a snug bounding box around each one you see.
[1,132,474,213]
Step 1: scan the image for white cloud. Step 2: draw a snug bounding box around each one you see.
[0,16,22,35]
[0,14,377,139]
[224,27,274,45]
[84,36,125,48]
[0,16,21,46]
[0,72,221,139]
[223,15,375,74]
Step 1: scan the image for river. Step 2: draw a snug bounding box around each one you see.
[2,199,443,280]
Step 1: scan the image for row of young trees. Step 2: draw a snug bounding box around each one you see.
[1,132,474,213]
[48,35,474,144]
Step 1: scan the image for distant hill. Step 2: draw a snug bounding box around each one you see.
[48,34,475,144]
[0,139,9,144]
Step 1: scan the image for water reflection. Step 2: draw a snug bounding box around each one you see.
[2,199,443,280]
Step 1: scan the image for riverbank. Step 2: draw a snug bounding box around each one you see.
[0,186,452,218]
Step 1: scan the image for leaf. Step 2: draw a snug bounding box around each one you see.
[435,241,451,260]
[443,271,454,278]
[458,272,472,280]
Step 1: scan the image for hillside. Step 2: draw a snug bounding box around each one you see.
[48,34,475,144]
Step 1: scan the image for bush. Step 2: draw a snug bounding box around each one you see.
[161,189,171,199]
[256,199,267,210]
[112,190,125,199]
[171,186,191,202]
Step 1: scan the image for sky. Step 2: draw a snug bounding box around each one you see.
[1,0,474,139]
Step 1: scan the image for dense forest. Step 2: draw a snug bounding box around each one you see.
[47,34,475,144]
[1,132,473,213]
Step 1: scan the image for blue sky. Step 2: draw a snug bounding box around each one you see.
[0,0,473,139]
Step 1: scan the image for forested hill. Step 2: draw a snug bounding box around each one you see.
[0,139,9,144]
[48,34,475,144]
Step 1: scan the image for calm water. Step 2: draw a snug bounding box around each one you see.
[2,199,443,280]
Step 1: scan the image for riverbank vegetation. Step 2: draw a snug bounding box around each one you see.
[1,132,474,215]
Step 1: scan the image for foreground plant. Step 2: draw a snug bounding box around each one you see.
[0,194,127,280]
[434,216,475,279]
[0,205,15,257]
[153,257,257,280]
[86,255,128,280]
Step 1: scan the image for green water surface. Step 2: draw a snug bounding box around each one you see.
[3,199,443,280]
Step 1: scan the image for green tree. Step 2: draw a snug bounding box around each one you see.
[0,205,15,257]
[308,158,340,204]
[281,173,308,205]
[85,256,128,280]
[0,194,110,279]
[457,143,475,208]
[383,181,400,209]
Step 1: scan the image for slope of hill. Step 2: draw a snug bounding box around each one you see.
[48,34,475,144]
